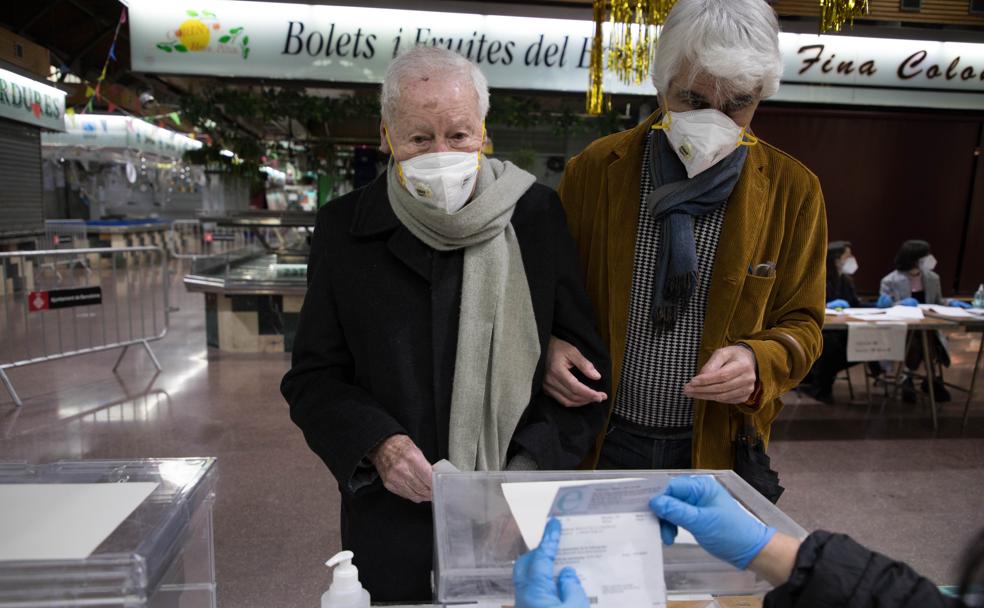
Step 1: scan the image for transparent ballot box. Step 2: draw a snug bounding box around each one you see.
[432,469,807,605]
[0,458,217,607]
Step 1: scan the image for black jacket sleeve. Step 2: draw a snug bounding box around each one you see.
[765,531,958,608]
[510,191,611,470]
[829,276,861,308]
[281,203,406,494]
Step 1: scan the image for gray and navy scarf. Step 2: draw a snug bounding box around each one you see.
[646,127,748,332]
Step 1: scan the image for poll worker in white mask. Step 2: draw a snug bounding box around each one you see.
[549,0,827,483]
[282,45,609,602]
[878,239,969,403]
[801,241,879,402]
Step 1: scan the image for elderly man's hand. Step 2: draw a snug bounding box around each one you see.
[544,337,608,408]
[683,345,757,404]
[369,434,433,503]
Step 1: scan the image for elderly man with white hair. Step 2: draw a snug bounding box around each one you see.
[547,0,826,482]
[281,46,609,601]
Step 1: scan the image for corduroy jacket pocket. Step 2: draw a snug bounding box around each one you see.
[727,272,776,341]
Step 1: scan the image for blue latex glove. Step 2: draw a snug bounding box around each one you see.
[514,519,590,608]
[899,297,919,307]
[876,294,893,309]
[826,299,850,309]
[649,476,776,570]
[950,300,972,309]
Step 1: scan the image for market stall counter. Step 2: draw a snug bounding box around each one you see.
[73,218,172,271]
[0,458,217,608]
[181,211,315,353]
[87,218,172,251]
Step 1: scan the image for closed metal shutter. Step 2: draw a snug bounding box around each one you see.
[0,118,43,236]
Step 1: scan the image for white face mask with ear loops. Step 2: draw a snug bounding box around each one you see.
[841,256,859,276]
[396,151,481,214]
[653,109,758,178]
[919,254,938,274]
[384,126,484,214]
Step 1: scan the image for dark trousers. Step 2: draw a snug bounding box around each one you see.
[810,330,882,392]
[597,415,693,470]
[905,331,950,373]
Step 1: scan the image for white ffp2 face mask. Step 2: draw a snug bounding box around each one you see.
[397,151,481,214]
[841,256,859,276]
[385,126,483,214]
[654,109,757,179]
[919,254,938,274]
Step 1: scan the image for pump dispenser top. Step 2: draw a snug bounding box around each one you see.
[321,551,370,608]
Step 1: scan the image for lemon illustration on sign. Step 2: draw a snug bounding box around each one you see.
[176,19,210,51]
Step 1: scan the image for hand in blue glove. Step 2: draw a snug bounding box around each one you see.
[950,300,972,309]
[876,294,893,309]
[649,476,776,570]
[826,299,850,309]
[514,518,590,608]
[899,297,919,307]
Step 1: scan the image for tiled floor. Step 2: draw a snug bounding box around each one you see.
[1,265,982,606]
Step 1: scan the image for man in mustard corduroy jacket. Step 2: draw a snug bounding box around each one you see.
[545,0,826,472]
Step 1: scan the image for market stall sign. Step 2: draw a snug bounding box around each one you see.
[28,287,103,312]
[41,114,202,158]
[127,0,984,98]
[0,68,66,131]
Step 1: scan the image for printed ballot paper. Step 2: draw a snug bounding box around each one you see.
[503,478,670,607]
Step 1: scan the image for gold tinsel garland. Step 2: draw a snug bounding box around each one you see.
[586,0,607,115]
[586,0,676,115]
[819,0,870,33]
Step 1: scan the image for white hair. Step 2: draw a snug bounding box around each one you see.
[651,0,782,102]
[380,46,490,124]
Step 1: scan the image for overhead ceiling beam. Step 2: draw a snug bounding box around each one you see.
[17,0,62,35]
[69,25,114,71]
[62,0,129,41]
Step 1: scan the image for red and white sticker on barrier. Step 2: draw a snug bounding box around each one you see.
[27,287,102,313]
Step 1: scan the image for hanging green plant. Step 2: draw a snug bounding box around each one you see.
[506,148,538,172]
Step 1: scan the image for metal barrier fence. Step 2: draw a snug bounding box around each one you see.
[167,220,255,260]
[42,219,92,276]
[0,246,169,407]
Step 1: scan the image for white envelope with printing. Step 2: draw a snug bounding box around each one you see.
[505,478,669,608]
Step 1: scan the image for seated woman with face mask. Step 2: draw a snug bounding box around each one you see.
[878,239,970,403]
[801,241,879,402]
[280,46,610,603]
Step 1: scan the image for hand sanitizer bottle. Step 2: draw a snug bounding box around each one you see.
[321,551,371,608]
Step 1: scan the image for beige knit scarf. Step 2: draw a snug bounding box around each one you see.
[387,156,539,471]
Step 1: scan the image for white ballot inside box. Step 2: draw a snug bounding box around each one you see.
[847,322,907,362]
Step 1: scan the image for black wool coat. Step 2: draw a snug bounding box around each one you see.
[281,174,610,603]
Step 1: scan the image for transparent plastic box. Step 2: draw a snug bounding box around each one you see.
[0,458,217,608]
[432,469,807,606]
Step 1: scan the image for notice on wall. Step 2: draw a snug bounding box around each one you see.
[847,322,907,362]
